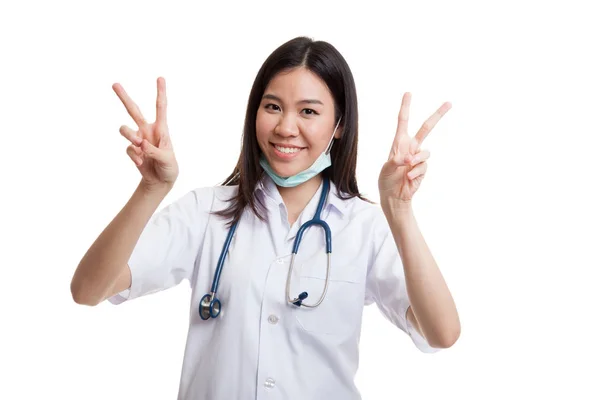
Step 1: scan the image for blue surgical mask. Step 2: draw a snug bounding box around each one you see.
[260,117,342,188]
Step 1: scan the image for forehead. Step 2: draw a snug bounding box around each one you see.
[264,67,333,104]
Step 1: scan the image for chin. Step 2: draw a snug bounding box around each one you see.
[265,157,302,178]
[272,167,298,178]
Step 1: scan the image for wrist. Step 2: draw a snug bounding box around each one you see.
[139,180,173,197]
[381,198,412,213]
[381,198,413,219]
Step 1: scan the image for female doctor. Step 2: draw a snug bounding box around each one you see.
[71,36,460,399]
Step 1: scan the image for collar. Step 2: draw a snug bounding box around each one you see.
[255,173,351,216]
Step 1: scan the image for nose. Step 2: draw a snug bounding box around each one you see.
[274,113,299,137]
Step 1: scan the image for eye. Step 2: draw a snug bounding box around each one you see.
[265,103,281,111]
[302,108,319,116]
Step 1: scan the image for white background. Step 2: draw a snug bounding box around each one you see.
[1,0,599,399]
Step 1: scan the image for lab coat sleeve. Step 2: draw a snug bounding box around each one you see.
[364,211,441,353]
[107,187,214,305]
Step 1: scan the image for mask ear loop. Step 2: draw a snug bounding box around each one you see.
[325,117,342,155]
[222,171,240,186]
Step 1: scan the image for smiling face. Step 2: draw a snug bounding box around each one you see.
[256,67,341,178]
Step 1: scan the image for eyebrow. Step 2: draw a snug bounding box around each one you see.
[262,94,324,106]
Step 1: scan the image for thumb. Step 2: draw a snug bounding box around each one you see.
[381,157,403,177]
[390,151,410,167]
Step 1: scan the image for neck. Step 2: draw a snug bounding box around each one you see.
[277,174,323,225]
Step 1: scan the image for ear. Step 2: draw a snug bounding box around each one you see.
[334,124,344,139]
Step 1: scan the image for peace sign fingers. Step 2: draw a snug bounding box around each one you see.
[414,101,452,146]
[112,83,148,128]
[379,93,453,205]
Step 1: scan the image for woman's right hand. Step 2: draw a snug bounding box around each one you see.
[113,77,179,191]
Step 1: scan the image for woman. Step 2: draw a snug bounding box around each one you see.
[71,36,460,399]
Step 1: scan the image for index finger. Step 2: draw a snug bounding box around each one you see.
[112,83,147,127]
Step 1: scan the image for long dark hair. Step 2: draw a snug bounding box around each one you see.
[215,36,370,227]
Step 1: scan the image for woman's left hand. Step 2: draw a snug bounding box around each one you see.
[378,92,452,208]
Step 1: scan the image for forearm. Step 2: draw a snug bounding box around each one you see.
[382,202,460,348]
[71,181,172,304]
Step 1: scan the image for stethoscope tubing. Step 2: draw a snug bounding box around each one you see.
[200,178,332,320]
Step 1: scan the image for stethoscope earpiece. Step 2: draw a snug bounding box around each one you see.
[292,291,309,307]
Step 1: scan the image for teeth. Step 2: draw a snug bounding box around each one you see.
[275,145,301,154]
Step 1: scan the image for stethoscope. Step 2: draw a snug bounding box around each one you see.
[199,178,332,320]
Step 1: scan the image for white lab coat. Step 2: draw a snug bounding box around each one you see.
[108,174,440,399]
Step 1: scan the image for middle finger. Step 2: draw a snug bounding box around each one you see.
[393,92,412,144]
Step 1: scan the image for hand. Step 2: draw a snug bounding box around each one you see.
[113,77,179,191]
[378,92,451,207]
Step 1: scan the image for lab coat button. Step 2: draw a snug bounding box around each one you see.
[264,377,276,389]
[268,315,279,324]
[277,258,284,264]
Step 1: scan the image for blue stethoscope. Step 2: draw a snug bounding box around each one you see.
[199,178,332,320]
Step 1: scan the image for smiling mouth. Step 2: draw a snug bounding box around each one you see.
[271,143,306,154]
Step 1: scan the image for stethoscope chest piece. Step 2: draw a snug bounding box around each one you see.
[199,293,221,320]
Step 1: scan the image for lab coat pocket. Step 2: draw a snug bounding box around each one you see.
[292,258,364,336]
